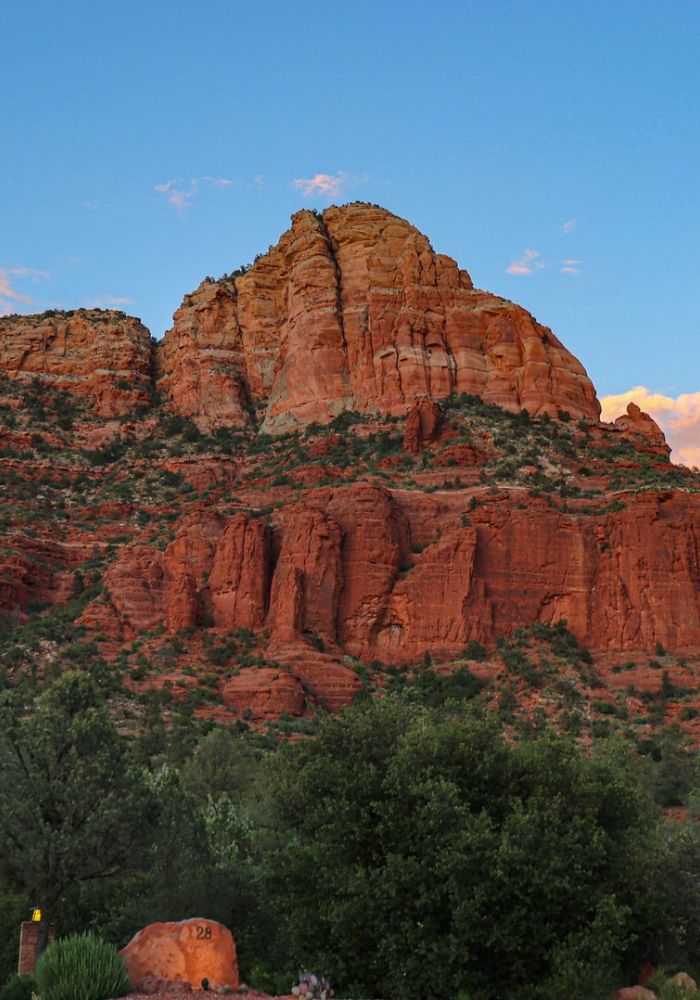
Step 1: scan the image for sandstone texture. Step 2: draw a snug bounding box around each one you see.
[222,667,306,720]
[82,484,700,662]
[156,204,601,431]
[0,309,152,416]
[3,201,700,745]
[614,401,671,458]
[403,397,443,453]
[120,918,238,992]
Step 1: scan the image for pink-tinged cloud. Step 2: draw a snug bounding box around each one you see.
[0,266,47,307]
[291,170,369,199]
[506,248,545,276]
[561,219,577,234]
[560,258,582,275]
[600,386,700,468]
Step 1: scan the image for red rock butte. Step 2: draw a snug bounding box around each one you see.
[155,203,602,432]
[0,205,601,432]
[2,202,700,734]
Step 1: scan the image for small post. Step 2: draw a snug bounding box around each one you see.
[18,908,55,975]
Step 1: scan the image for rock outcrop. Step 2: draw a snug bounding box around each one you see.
[157,204,601,431]
[222,667,306,720]
[614,402,671,458]
[403,397,443,453]
[120,918,238,991]
[0,309,152,416]
[81,485,700,661]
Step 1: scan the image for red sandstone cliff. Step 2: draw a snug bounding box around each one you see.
[80,484,700,661]
[0,309,152,416]
[1,203,699,735]
[156,204,601,431]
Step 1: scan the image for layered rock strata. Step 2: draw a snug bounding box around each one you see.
[613,402,671,458]
[0,309,152,416]
[156,204,601,431]
[82,485,700,661]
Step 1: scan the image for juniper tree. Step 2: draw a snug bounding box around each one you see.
[0,671,155,955]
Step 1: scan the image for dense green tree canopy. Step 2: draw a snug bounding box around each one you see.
[268,697,666,1000]
[0,672,155,949]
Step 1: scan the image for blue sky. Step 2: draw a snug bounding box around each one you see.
[2,1,699,458]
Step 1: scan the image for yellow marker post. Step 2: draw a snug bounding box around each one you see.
[31,908,42,923]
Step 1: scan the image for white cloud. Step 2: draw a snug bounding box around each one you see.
[600,386,700,467]
[560,258,582,275]
[87,295,134,309]
[506,248,545,276]
[202,176,234,188]
[291,170,368,200]
[155,178,197,212]
[155,176,237,212]
[561,219,577,234]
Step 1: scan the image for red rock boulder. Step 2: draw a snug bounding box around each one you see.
[612,988,657,1000]
[120,918,238,992]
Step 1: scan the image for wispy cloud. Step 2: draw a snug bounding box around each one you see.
[506,249,546,276]
[291,170,368,200]
[155,176,237,212]
[560,258,582,275]
[87,294,134,309]
[0,266,48,309]
[600,386,700,467]
[561,219,577,234]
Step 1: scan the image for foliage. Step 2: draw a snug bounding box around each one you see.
[409,665,484,707]
[35,932,130,1000]
[0,883,27,985]
[181,727,265,807]
[0,673,156,944]
[0,974,36,1000]
[268,696,665,999]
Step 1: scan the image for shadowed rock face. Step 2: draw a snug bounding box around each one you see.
[78,483,700,662]
[0,309,152,417]
[156,203,601,431]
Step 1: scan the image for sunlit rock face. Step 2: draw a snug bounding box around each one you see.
[120,918,239,991]
[0,309,153,416]
[156,203,601,432]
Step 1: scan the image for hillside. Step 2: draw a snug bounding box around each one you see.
[1,202,699,751]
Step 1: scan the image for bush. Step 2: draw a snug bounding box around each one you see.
[0,974,36,1000]
[269,697,663,999]
[35,933,131,1000]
